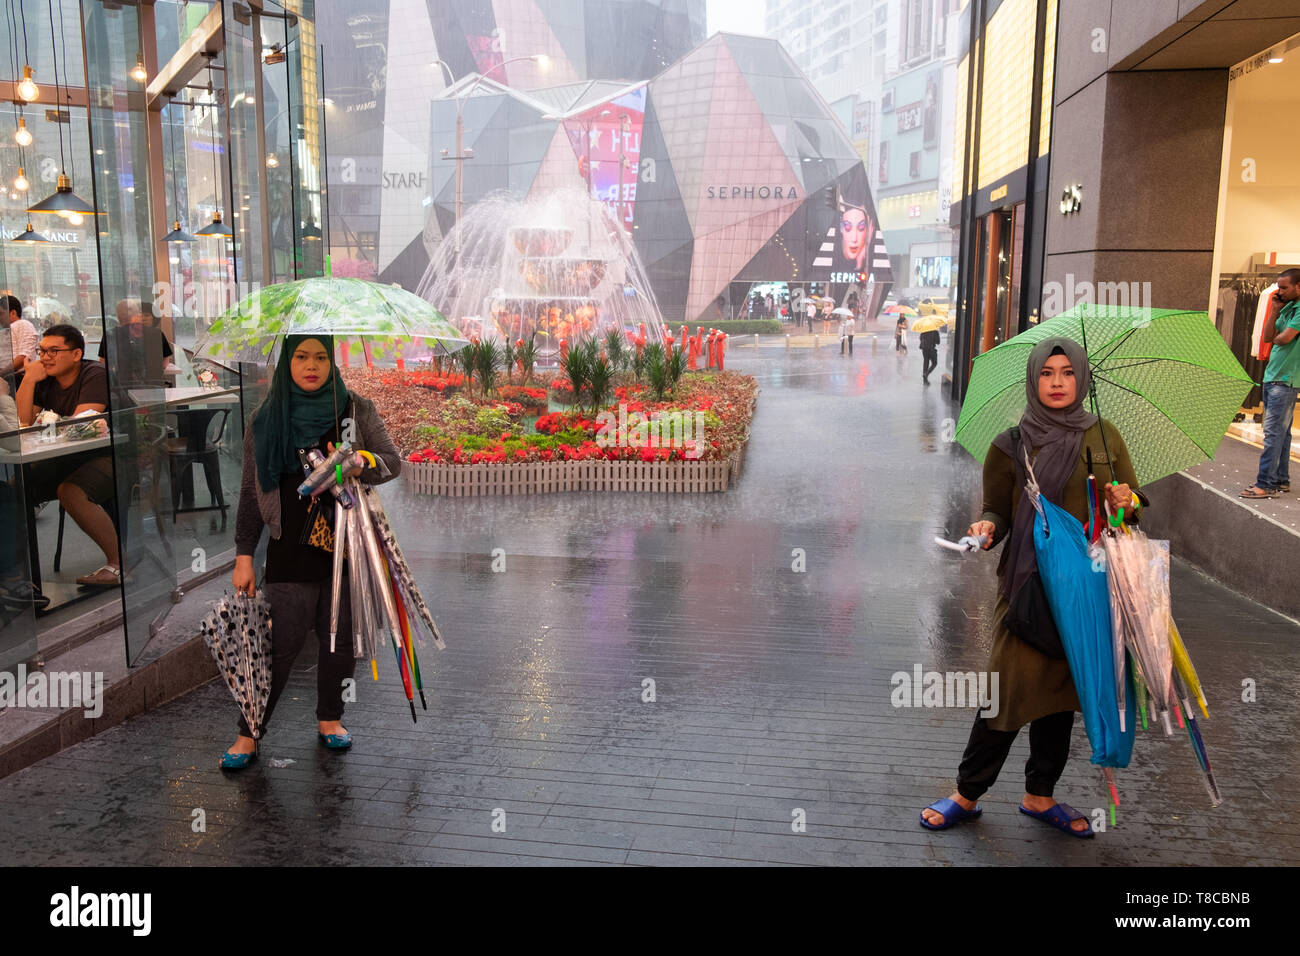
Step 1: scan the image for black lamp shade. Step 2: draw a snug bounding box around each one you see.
[161,219,197,242]
[13,221,50,243]
[196,210,233,237]
[28,174,97,215]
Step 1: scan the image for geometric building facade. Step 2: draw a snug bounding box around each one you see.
[424,32,893,325]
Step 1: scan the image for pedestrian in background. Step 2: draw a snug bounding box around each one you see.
[221,334,402,770]
[843,314,855,355]
[920,338,1146,839]
[895,316,908,353]
[920,327,940,384]
[1241,268,1300,499]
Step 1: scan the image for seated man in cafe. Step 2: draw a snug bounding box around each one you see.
[15,324,121,588]
[98,297,172,387]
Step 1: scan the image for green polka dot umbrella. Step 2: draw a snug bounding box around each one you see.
[192,277,470,365]
[954,303,1255,486]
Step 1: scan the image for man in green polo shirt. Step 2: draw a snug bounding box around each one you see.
[1242,268,1300,498]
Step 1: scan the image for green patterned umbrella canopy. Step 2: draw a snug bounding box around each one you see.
[955,304,1254,486]
[193,277,470,364]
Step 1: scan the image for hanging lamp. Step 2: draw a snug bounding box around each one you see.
[27,0,96,216]
[14,0,37,100]
[130,52,147,83]
[14,115,32,146]
[194,75,232,237]
[14,220,49,243]
[159,100,195,241]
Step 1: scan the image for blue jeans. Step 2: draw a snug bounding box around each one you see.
[1255,381,1297,490]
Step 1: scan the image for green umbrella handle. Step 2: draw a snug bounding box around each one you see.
[1108,480,1124,527]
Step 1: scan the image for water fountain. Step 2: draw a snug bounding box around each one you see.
[417,188,667,360]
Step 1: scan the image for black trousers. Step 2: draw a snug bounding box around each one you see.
[841,334,854,354]
[955,711,1074,802]
[237,578,357,738]
[922,349,938,377]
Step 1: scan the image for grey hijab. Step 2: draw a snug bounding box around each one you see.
[992,337,1098,602]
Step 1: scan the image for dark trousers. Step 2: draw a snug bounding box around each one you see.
[237,578,357,739]
[841,334,854,354]
[922,349,938,378]
[955,711,1074,802]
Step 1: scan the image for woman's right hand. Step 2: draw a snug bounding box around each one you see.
[232,555,256,596]
[966,520,996,549]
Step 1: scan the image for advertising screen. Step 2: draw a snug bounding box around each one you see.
[564,86,647,231]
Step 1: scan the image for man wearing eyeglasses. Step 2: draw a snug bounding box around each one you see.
[15,324,121,588]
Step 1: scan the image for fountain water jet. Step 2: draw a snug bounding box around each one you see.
[417,188,667,360]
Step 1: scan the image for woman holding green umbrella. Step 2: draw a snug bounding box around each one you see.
[920,338,1145,837]
[221,334,402,769]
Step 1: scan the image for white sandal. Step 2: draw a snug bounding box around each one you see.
[76,565,121,587]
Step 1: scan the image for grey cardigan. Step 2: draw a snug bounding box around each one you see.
[235,393,402,557]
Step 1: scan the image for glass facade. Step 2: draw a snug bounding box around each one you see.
[0,1,323,665]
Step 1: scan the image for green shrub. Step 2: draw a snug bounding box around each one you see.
[708,320,782,335]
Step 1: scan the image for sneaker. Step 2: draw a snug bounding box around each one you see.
[0,581,50,610]
[1281,482,1291,493]
[76,565,121,588]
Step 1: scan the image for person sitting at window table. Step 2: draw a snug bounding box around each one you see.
[15,325,120,588]
[97,298,172,387]
[2,295,38,373]
[220,335,402,770]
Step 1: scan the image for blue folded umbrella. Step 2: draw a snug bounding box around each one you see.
[1032,495,1135,767]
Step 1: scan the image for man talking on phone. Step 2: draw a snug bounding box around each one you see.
[1242,268,1300,499]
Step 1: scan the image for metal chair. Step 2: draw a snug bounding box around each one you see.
[168,407,230,521]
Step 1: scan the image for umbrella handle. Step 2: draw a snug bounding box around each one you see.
[1107,481,1125,528]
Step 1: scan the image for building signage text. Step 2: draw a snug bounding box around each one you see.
[897,101,923,133]
[989,184,1008,202]
[382,171,427,189]
[706,185,798,200]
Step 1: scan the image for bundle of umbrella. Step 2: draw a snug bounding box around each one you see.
[200,591,274,739]
[300,443,445,723]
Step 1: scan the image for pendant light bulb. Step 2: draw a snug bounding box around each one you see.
[14,168,29,192]
[17,66,38,101]
[266,152,279,168]
[14,117,32,147]
[131,53,148,83]
[67,212,84,226]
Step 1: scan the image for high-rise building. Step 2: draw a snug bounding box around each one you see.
[764,1,961,303]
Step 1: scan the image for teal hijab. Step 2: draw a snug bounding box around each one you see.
[252,334,351,492]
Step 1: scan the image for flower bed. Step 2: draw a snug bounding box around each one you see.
[344,366,757,494]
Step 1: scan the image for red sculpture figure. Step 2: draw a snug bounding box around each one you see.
[665,334,674,355]
[516,339,526,377]
[634,322,647,357]
[706,331,717,369]
[716,333,726,371]
[559,338,569,361]
[680,324,689,348]
[687,333,700,370]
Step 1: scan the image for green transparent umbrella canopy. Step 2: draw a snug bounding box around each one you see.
[192,277,470,364]
[954,304,1254,486]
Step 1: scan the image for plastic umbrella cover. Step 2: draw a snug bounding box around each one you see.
[1028,482,1135,767]
[1102,527,1175,731]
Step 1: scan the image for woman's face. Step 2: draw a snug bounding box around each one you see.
[1038,353,1077,409]
[840,208,869,261]
[290,338,332,392]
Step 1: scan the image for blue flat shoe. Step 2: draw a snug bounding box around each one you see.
[919,797,983,831]
[318,731,352,750]
[219,745,258,771]
[1019,801,1094,838]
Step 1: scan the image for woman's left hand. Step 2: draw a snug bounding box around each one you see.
[327,441,364,480]
[1105,482,1133,515]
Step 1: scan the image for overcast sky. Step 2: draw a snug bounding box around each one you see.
[706,0,768,38]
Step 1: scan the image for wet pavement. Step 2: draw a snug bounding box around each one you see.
[1,343,1297,866]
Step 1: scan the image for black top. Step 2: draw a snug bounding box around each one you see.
[33,360,109,417]
[919,330,941,352]
[264,420,343,584]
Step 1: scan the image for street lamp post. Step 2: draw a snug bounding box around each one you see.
[434,55,548,301]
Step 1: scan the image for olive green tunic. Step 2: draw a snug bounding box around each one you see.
[980,420,1141,732]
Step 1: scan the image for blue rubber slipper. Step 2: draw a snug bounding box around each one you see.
[1019,801,1094,838]
[919,797,983,831]
[318,732,353,750]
